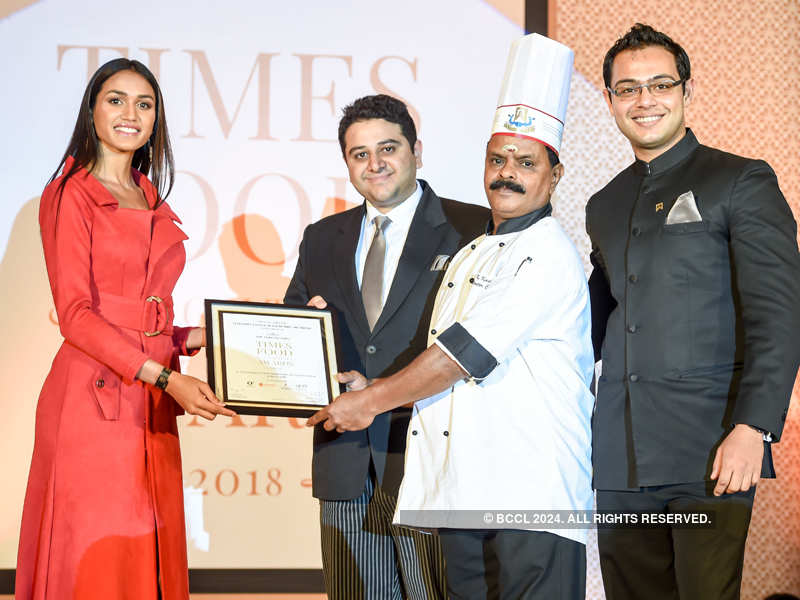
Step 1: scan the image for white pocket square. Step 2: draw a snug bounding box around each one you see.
[665,191,702,224]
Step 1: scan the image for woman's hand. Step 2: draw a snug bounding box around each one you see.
[165,371,236,421]
[186,327,206,350]
[137,359,235,421]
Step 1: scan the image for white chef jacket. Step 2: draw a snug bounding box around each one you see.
[393,210,594,545]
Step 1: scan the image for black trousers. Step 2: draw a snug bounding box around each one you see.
[438,529,586,600]
[597,481,755,600]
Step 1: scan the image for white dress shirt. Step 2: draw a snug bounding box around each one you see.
[393,214,595,545]
[355,182,423,307]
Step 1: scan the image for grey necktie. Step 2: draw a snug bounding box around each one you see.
[361,215,391,331]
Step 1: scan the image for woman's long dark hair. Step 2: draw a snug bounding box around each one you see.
[51,58,175,207]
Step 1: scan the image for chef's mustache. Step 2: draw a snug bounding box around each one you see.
[489,179,526,194]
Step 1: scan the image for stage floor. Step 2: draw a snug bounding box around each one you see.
[2,596,326,599]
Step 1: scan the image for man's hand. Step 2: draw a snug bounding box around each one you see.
[337,370,370,391]
[307,295,327,309]
[306,344,465,432]
[306,387,376,432]
[710,424,764,496]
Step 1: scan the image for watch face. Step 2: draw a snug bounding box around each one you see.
[156,367,172,390]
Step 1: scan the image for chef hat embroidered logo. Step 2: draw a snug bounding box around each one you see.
[491,33,574,155]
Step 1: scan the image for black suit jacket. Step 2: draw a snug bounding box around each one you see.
[586,130,800,490]
[284,180,489,500]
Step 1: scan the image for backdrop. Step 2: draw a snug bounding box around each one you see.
[1,0,797,597]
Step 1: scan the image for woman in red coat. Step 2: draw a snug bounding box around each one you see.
[16,58,235,600]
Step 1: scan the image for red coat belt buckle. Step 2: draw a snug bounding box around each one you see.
[144,295,164,337]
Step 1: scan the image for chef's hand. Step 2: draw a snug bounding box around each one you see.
[710,424,764,496]
[307,387,376,432]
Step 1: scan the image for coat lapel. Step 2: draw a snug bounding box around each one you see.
[145,201,188,291]
[149,205,188,264]
[371,184,448,335]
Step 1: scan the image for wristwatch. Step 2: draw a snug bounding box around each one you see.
[738,423,773,442]
[155,367,173,391]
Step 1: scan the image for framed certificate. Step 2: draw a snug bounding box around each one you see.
[205,299,341,417]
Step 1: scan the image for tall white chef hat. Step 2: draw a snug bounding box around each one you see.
[491,33,574,155]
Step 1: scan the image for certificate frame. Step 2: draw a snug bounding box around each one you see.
[204,299,341,417]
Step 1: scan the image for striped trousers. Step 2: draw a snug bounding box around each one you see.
[320,474,447,599]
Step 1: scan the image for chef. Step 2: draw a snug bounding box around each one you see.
[308,33,593,600]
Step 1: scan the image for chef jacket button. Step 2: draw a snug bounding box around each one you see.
[499,242,505,247]
[366,345,377,355]
[629,373,639,383]
[632,227,641,236]
[469,277,475,284]
[628,274,638,283]
[443,430,449,436]
[470,244,476,250]
[95,378,105,388]
[447,282,454,288]
[431,329,437,335]
[627,324,638,333]
[412,430,418,436]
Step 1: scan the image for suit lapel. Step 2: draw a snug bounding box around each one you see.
[371,184,448,335]
[332,204,371,339]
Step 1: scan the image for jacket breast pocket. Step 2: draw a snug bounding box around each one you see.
[88,366,121,420]
[662,221,709,235]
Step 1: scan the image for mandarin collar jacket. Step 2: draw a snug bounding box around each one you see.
[586,130,800,490]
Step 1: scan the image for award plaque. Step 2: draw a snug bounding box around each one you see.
[205,300,341,417]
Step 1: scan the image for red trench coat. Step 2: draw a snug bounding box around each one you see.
[17,158,193,600]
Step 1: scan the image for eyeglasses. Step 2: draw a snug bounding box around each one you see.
[607,78,685,100]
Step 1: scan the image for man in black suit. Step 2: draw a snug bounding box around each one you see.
[284,94,489,599]
[587,24,800,599]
